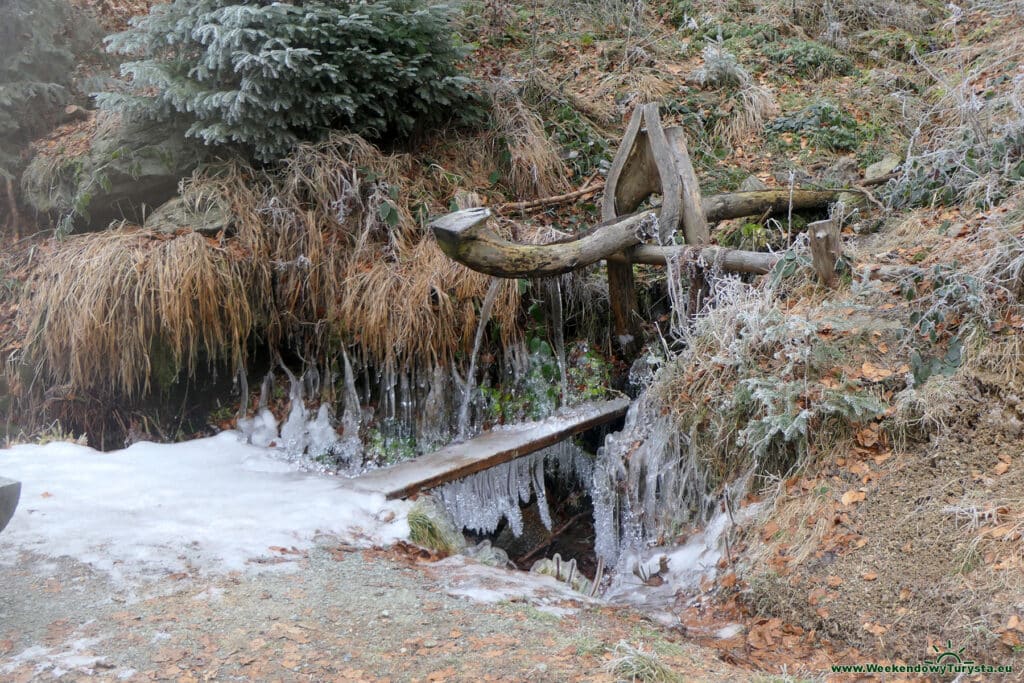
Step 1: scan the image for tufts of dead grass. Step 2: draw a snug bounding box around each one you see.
[486,79,570,200]
[791,0,938,36]
[9,135,521,432]
[17,229,261,399]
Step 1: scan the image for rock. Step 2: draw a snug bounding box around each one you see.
[144,194,232,236]
[0,476,21,534]
[21,113,205,232]
[865,153,901,182]
[822,155,859,185]
[738,175,768,192]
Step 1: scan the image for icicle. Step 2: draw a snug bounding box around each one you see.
[236,365,249,419]
[436,441,593,538]
[551,278,568,405]
[337,347,364,466]
[456,278,501,440]
[279,370,309,456]
[258,372,273,412]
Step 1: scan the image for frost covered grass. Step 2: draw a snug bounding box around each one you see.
[605,640,682,682]
[0,432,408,584]
[691,37,778,148]
[593,270,890,566]
[887,18,1024,210]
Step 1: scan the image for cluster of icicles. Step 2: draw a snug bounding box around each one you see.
[233,252,753,572]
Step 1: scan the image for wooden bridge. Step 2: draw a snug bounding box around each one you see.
[346,398,629,499]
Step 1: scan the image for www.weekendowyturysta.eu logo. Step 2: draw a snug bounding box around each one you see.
[830,641,1013,675]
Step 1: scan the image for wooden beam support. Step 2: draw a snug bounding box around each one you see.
[432,207,658,279]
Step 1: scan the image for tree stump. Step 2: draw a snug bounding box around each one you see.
[808,218,843,287]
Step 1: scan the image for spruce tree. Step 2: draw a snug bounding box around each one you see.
[0,0,77,178]
[99,0,477,162]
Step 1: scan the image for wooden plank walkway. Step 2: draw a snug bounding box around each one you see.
[345,398,630,500]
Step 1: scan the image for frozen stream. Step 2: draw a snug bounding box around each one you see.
[0,432,408,584]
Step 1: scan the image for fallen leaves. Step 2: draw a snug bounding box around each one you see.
[841,490,866,506]
[860,362,894,382]
[862,621,889,636]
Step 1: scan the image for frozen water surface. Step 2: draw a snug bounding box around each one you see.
[0,432,408,584]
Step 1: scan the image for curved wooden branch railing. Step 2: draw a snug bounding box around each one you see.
[430,104,867,361]
[431,207,785,278]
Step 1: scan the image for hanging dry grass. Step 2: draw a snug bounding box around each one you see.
[9,134,522,430]
[17,228,264,399]
[487,79,570,200]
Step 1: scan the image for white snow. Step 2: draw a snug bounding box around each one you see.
[427,555,597,614]
[0,637,107,678]
[0,432,408,583]
[604,504,762,616]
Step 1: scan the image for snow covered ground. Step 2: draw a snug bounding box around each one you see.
[0,432,409,584]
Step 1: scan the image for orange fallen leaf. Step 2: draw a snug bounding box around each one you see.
[862,572,878,581]
[994,461,1010,475]
[841,490,866,506]
[861,362,894,381]
[856,424,880,448]
[827,575,843,587]
[863,622,888,636]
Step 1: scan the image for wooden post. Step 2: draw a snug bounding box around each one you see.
[808,218,843,287]
[602,107,649,360]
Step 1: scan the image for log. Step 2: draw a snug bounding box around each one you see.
[608,245,782,273]
[432,207,780,277]
[432,207,919,286]
[555,187,850,227]
[346,399,631,499]
[602,107,654,221]
[663,125,709,245]
[702,189,843,222]
[432,207,659,279]
[601,107,649,357]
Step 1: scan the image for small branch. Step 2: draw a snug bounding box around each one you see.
[497,175,603,213]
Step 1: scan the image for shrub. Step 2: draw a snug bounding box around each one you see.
[99,0,479,162]
[767,101,861,151]
[0,0,76,178]
[767,40,855,77]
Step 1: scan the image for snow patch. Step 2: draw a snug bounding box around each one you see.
[1,637,108,679]
[0,432,408,584]
[428,555,597,613]
[604,504,761,615]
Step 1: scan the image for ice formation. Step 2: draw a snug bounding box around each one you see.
[436,440,594,537]
[457,278,501,440]
[0,433,408,583]
[591,386,754,568]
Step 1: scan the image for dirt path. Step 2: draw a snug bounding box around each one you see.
[0,545,749,682]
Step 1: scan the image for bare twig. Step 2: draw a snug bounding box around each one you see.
[498,175,603,213]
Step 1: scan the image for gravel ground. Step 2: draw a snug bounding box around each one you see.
[1,544,747,682]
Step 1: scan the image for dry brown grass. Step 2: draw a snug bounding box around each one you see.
[486,79,570,200]
[17,229,261,399]
[8,135,521,432]
[715,84,779,149]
